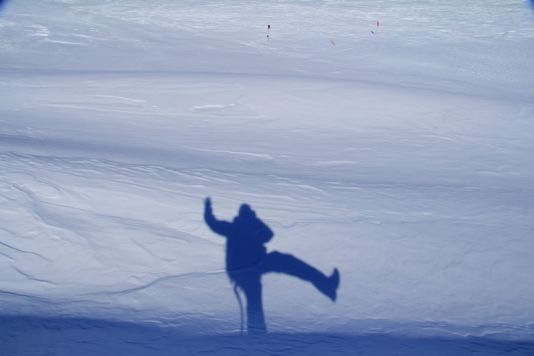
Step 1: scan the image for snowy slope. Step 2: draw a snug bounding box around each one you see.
[1,0,534,354]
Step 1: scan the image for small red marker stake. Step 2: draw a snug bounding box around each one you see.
[371,20,380,35]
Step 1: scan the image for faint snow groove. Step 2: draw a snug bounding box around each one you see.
[269,219,354,229]
[0,250,14,261]
[85,270,225,297]
[8,182,211,246]
[269,215,525,230]
[33,199,217,246]
[9,184,99,248]
[0,67,527,104]
[0,290,54,304]
[93,94,145,103]
[130,238,159,259]
[191,148,273,161]
[11,265,56,285]
[42,103,154,116]
[2,151,509,194]
[1,152,220,197]
[0,230,51,262]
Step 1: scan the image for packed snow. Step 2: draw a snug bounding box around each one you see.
[1,0,534,354]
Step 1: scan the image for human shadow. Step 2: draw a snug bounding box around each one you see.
[204,197,340,334]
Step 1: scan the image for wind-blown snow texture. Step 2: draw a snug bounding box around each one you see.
[1,0,534,354]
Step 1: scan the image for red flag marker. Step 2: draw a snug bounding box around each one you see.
[372,20,380,35]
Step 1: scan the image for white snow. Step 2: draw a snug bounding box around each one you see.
[1,0,534,354]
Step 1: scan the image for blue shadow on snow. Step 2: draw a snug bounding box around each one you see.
[1,315,533,356]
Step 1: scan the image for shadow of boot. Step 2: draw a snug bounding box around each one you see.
[315,268,340,302]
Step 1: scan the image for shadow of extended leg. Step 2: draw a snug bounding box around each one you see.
[262,251,339,301]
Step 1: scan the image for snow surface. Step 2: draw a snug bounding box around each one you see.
[1,0,534,354]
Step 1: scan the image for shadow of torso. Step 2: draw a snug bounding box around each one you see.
[226,214,271,274]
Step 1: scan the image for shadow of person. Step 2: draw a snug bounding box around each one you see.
[204,197,340,335]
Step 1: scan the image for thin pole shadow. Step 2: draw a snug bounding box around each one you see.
[204,197,340,334]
